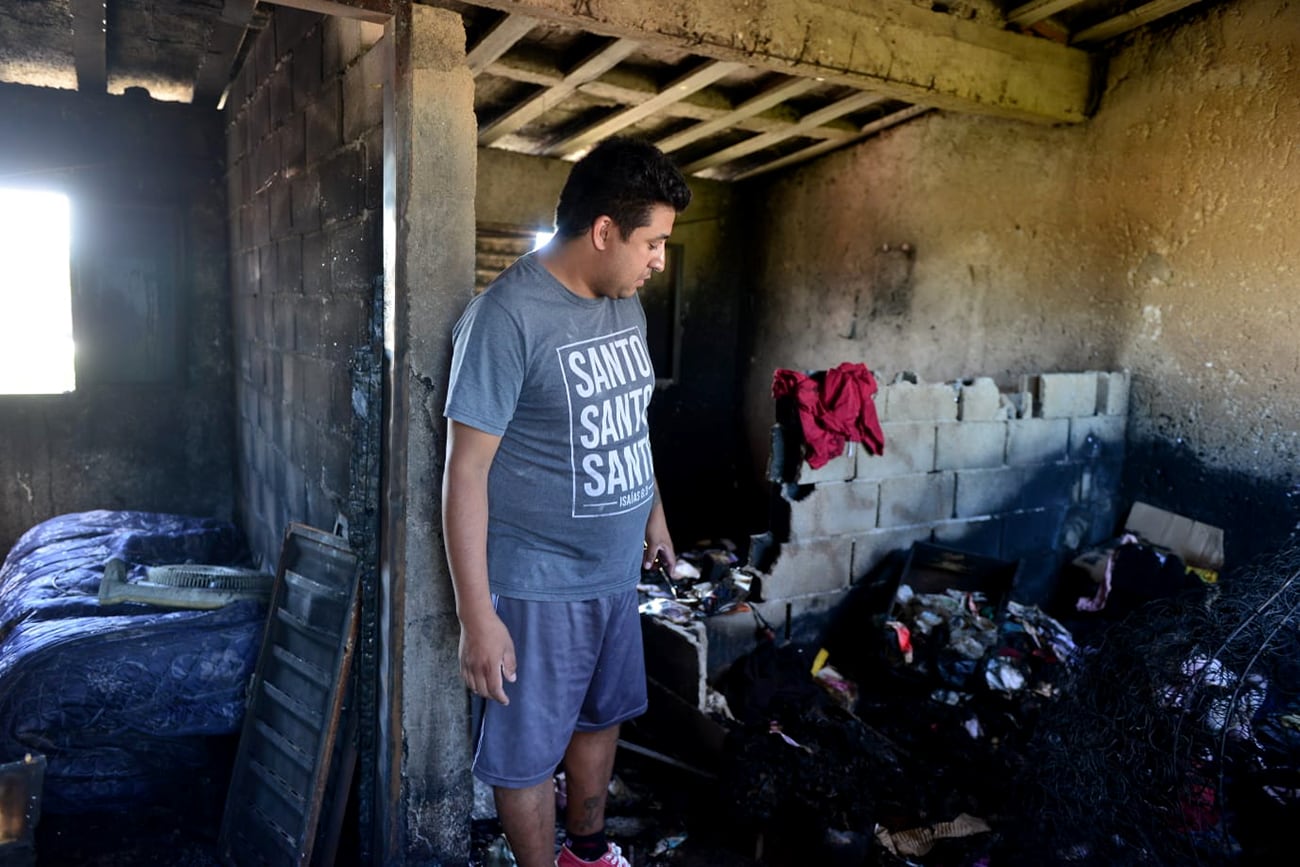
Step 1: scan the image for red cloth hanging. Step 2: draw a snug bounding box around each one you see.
[771,363,885,469]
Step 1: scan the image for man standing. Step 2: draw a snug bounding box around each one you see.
[443,138,692,867]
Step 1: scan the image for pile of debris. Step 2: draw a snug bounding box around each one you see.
[628,510,1299,865]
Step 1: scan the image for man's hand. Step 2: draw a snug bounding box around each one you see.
[458,611,517,705]
[643,495,676,574]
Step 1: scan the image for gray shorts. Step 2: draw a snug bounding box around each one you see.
[472,589,647,789]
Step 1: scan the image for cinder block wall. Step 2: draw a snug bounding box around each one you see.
[226,9,384,565]
[719,370,1127,665]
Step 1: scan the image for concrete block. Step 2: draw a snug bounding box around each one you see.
[251,193,271,248]
[1006,418,1069,466]
[958,377,1001,421]
[856,422,936,480]
[329,218,377,294]
[305,479,341,532]
[306,80,342,165]
[933,517,1003,558]
[851,526,934,580]
[272,296,295,349]
[270,61,293,122]
[640,616,707,707]
[301,230,328,294]
[254,131,281,191]
[295,296,323,351]
[1037,372,1099,418]
[343,43,385,142]
[935,421,1007,471]
[259,245,279,297]
[1097,370,1131,416]
[954,466,1025,519]
[276,237,303,294]
[761,536,854,598]
[254,17,277,88]
[276,8,319,58]
[364,125,383,212]
[292,21,324,106]
[1069,415,1127,460]
[279,110,306,171]
[787,480,880,541]
[319,427,351,487]
[319,147,365,225]
[1002,507,1068,560]
[270,181,293,240]
[796,442,857,484]
[323,17,363,78]
[319,296,370,354]
[879,472,955,527]
[881,381,958,423]
[280,351,297,404]
[248,83,272,148]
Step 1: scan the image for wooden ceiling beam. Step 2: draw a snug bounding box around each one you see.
[682,89,886,175]
[478,37,639,146]
[466,13,538,76]
[193,0,258,108]
[70,0,107,94]
[728,105,931,181]
[1072,0,1207,45]
[544,59,746,159]
[1006,0,1088,27]
[655,76,819,154]
[259,0,392,25]
[462,0,1093,123]
[484,56,858,141]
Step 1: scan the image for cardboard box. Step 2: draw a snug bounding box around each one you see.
[1124,501,1224,572]
[1071,502,1225,587]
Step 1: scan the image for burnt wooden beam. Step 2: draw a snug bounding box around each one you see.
[1006,0,1088,27]
[478,37,639,146]
[729,105,932,181]
[466,13,538,76]
[193,0,258,108]
[1072,0,1208,45]
[70,0,106,94]
[260,0,393,25]
[655,76,820,154]
[682,89,885,175]
[485,53,859,141]
[462,0,1093,123]
[544,59,746,159]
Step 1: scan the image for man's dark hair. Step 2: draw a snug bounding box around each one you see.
[554,137,692,240]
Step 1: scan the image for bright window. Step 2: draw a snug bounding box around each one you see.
[0,188,76,394]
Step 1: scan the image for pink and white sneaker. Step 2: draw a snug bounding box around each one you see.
[555,841,631,867]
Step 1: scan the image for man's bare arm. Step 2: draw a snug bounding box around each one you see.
[443,420,516,705]
[642,479,676,573]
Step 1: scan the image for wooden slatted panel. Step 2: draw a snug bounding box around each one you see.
[220,524,361,867]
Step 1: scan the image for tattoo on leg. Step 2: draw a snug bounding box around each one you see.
[572,795,602,834]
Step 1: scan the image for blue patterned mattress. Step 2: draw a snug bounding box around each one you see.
[0,510,265,813]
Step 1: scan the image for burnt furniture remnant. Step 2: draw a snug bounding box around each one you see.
[219,523,361,867]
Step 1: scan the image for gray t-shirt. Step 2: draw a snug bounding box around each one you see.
[445,253,657,601]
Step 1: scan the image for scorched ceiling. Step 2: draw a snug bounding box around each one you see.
[0,0,1219,180]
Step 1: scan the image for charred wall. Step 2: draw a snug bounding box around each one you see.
[739,0,1299,571]
[225,9,384,567]
[0,83,234,553]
